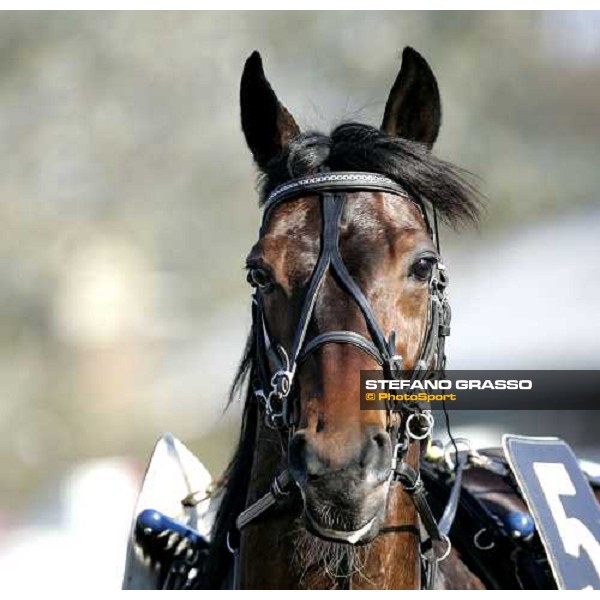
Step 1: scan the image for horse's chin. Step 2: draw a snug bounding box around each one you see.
[304,507,383,545]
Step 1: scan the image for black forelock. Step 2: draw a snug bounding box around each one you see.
[258,123,481,226]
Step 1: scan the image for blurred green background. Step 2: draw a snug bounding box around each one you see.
[0,11,599,588]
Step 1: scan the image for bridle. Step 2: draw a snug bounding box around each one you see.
[251,171,450,434]
[232,171,461,589]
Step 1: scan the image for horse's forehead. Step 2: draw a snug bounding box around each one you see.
[264,197,316,239]
[263,191,425,243]
[343,191,426,235]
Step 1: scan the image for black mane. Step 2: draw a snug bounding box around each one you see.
[203,336,257,588]
[260,122,481,225]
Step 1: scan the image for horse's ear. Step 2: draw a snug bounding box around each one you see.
[381,47,441,148]
[240,51,300,168]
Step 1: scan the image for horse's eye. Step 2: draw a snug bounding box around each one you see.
[410,257,436,282]
[246,267,273,290]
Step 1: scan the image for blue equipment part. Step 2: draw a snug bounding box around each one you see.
[502,510,535,539]
[136,508,208,549]
[134,508,210,576]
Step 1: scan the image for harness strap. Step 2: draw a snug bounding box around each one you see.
[235,470,293,531]
[286,193,344,371]
[396,452,467,541]
[285,191,399,376]
[327,194,400,373]
[395,462,443,542]
[438,451,468,536]
[395,450,468,589]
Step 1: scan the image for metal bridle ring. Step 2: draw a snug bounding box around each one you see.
[421,533,452,564]
[406,412,434,441]
[272,370,292,397]
[436,534,452,562]
[265,394,282,418]
[473,528,495,551]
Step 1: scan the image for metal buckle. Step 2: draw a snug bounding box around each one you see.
[271,369,292,397]
[271,476,290,499]
[254,388,285,428]
[388,354,404,378]
[435,263,448,290]
[402,469,422,493]
[390,442,403,472]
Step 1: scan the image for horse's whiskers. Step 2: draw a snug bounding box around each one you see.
[291,525,372,588]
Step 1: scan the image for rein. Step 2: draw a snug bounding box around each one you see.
[232,171,462,589]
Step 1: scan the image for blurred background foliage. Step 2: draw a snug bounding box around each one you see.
[0,13,599,581]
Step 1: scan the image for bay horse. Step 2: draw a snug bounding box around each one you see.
[204,47,483,590]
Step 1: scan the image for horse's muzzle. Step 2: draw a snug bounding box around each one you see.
[288,427,392,543]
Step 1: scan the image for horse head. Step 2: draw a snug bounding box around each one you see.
[238,48,478,546]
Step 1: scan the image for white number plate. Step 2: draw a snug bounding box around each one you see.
[503,434,600,590]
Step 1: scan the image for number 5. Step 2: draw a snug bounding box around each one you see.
[534,462,600,580]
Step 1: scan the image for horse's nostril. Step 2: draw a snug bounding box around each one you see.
[316,415,325,433]
[289,432,329,480]
[372,432,388,449]
[360,430,392,476]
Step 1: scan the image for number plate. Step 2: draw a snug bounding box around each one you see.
[503,434,600,590]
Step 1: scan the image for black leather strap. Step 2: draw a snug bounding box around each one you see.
[395,462,443,542]
[236,470,293,531]
[299,331,383,365]
[284,192,345,375]
[262,171,411,230]
[438,451,467,536]
[395,452,466,544]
